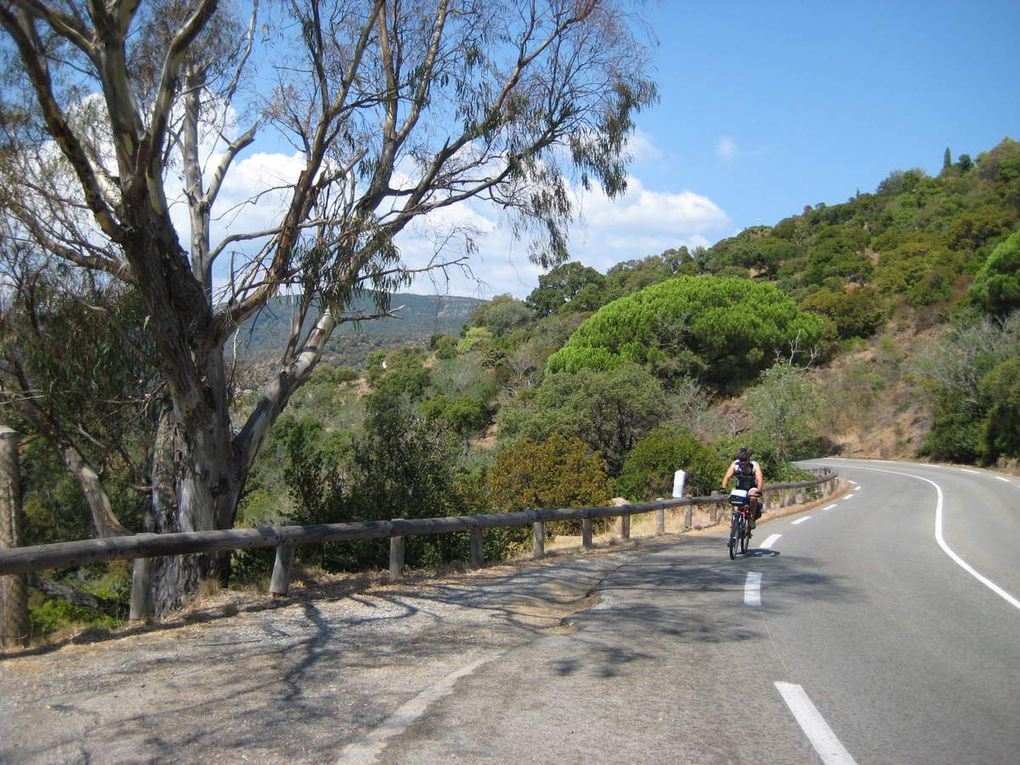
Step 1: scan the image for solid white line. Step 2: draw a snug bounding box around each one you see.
[745,572,763,607]
[761,533,782,549]
[791,516,812,525]
[775,682,857,765]
[822,504,839,511]
[844,465,1020,613]
[337,655,496,764]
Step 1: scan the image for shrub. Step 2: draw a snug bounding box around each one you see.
[489,433,613,535]
[615,427,725,501]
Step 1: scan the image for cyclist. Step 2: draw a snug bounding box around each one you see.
[721,447,764,529]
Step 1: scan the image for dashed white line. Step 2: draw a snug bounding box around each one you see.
[822,504,839,511]
[995,476,1012,484]
[961,468,981,475]
[853,485,862,491]
[745,572,763,607]
[775,682,857,765]
[761,534,782,549]
[791,516,812,525]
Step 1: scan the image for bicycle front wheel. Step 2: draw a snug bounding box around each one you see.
[728,514,740,559]
[739,514,750,554]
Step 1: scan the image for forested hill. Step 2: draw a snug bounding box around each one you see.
[697,138,1019,326]
[234,292,483,366]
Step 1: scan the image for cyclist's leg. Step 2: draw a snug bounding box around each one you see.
[749,488,762,524]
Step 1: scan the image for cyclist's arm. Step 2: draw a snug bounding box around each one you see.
[721,462,735,490]
[754,463,764,491]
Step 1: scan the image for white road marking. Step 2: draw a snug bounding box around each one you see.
[961,468,981,475]
[995,476,1012,484]
[337,655,497,764]
[791,516,812,525]
[761,534,782,549]
[848,480,858,485]
[822,504,839,511]
[846,465,1020,613]
[745,572,763,607]
[843,493,855,500]
[853,485,861,491]
[775,682,857,765]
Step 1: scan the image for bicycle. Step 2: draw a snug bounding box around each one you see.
[727,489,753,559]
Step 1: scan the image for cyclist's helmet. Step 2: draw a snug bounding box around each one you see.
[736,447,751,462]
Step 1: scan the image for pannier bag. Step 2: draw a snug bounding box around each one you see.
[729,489,750,506]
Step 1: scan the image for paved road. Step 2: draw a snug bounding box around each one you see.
[2,459,1018,763]
[376,459,1020,764]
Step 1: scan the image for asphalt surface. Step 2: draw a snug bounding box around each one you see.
[376,459,1020,764]
[2,459,1018,764]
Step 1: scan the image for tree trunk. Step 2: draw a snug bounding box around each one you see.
[0,426,30,649]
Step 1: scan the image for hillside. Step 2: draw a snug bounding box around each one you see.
[234,292,483,368]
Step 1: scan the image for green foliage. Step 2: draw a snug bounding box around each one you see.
[614,427,725,501]
[526,261,607,317]
[917,312,1020,463]
[470,294,534,336]
[922,397,985,463]
[874,232,964,306]
[546,276,825,390]
[430,333,459,359]
[740,361,820,461]
[498,363,669,474]
[979,357,1020,460]
[714,432,812,484]
[489,433,613,534]
[970,230,1020,317]
[28,596,121,638]
[799,287,887,340]
[421,394,490,445]
[457,326,495,354]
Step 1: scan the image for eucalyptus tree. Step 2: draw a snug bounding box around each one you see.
[0,0,654,613]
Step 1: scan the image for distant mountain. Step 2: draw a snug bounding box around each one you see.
[234,292,484,368]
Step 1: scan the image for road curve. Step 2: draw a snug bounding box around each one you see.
[376,458,1020,764]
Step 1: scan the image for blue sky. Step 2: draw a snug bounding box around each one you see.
[421,0,1020,299]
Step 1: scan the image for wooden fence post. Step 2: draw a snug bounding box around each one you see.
[533,521,545,559]
[270,541,295,597]
[581,515,593,549]
[611,499,630,541]
[389,530,405,582]
[655,501,665,535]
[1,426,29,649]
[129,558,154,622]
[684,505,693,530]
[470,527,484,568]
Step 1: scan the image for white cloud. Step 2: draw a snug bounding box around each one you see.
[176,142,729,302]
[716,136,738,160]
[627,128,664,164]
[404,175,730,299]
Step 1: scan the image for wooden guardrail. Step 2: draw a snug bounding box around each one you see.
[0,470,838,620]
